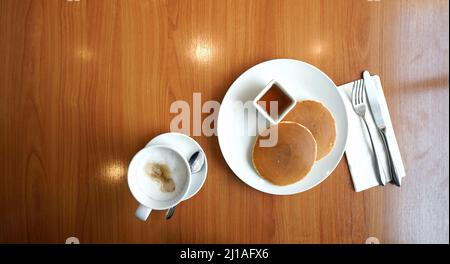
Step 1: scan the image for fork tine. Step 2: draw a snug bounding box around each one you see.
[357,79,362,105]
[360,80,365,104]
[352,81,357,106]
[358,79,363,105]
[355,80,360,105]
[354,80,358,105]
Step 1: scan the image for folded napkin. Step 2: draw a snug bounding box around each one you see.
[338,75,405,192]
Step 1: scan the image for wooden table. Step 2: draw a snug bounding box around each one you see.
[0,0,448,244]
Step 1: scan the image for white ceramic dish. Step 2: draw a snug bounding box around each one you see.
[217,59,348,195]
[128,145,192,221]
[146,132,208,200]
[252,79,297,125]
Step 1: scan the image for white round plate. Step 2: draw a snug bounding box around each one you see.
[146,132,208,200]
[217,59,348,195]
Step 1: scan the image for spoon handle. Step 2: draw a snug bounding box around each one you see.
[165,206,176,220]
[165,150,204,220]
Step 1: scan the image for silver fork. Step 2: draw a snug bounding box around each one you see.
[351,80,386,186]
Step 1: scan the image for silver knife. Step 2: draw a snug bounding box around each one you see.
[363,71,401,187]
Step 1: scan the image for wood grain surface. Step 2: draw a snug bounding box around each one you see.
[0,0,448,243]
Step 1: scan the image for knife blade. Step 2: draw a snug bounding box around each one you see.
[363,71,401,186]
[363,71,385,129]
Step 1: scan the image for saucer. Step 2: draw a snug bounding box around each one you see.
[146,132,208,200]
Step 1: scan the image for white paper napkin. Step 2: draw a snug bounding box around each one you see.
[338,75,406,192]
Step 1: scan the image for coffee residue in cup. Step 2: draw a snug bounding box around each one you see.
[145,162,176,193]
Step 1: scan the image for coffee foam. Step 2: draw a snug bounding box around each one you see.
[136,148,188,202]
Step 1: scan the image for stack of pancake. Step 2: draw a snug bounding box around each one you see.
[252,100,336,186]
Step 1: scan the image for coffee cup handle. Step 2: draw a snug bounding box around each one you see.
[135,204,152,221]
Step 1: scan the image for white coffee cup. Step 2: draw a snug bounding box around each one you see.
[127,145,192,221]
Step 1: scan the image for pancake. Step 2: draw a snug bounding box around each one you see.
[284,100,336,160]
[252,122,317,186]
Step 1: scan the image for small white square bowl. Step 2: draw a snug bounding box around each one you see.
[252,79,297,125]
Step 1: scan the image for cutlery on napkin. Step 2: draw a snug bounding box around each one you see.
[338,74,406,192]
